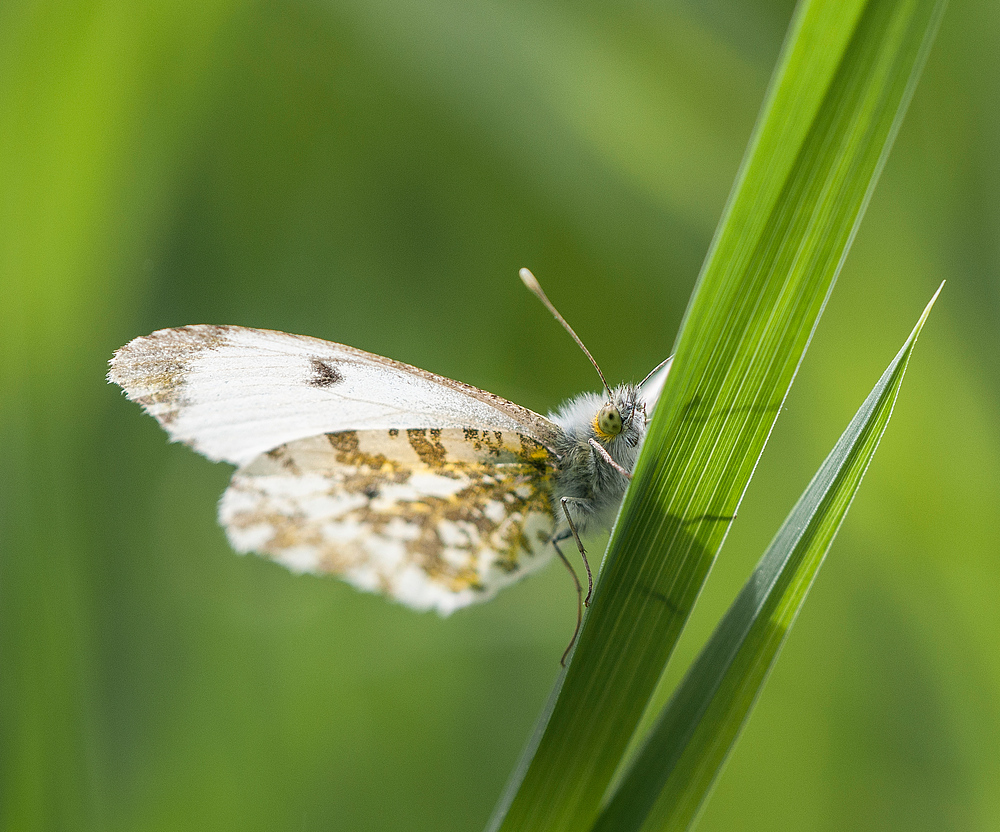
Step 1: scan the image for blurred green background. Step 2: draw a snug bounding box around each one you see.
[2,1,997,830]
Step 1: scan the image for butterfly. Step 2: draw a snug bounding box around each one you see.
[108,269,671,662]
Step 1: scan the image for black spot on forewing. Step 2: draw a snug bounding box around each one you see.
[309,358,343,388]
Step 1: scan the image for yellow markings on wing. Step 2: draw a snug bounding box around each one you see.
[220,428,558,613]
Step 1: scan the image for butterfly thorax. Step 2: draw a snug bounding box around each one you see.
[548,382,646,533]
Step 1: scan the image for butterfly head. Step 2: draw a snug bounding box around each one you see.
[593,383,645,448]
[519,267,657,459]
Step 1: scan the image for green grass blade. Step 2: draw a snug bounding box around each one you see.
[592,286,943,832]
[488,1,945,830]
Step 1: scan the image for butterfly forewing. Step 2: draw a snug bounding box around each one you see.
[219,427,557,613]
[108,325,560,466]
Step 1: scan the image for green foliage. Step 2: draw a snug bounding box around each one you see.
[594,287,940,832]
[491,2,943,829]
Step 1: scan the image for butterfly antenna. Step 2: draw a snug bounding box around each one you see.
[519,268,611,397]
[638,355,673,387]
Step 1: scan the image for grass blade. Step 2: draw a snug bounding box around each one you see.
[592,286,943,832]
[488,1,945,830]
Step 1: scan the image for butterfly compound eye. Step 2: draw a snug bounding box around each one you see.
[596,404,623,438]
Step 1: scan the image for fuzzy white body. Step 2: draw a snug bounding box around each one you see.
[549,383,646,535]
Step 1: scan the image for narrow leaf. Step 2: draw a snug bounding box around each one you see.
[489,1,945,829]
[593,286,942,832]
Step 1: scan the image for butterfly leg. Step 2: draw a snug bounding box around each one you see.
[589,438,632,479]
[559,497,593,606]
[552,538,583,667]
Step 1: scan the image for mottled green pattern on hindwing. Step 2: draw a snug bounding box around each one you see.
[219,428,558,613]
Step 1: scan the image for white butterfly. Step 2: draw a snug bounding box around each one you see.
[109,270,670,659]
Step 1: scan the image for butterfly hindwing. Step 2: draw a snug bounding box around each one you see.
[219,427,557,613]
